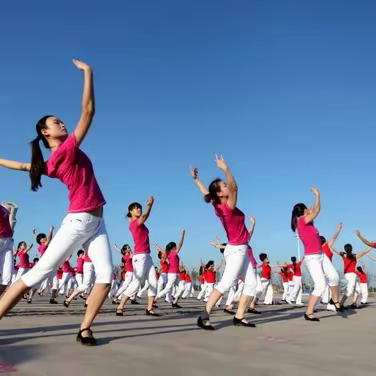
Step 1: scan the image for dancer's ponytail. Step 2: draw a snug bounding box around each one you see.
[291,203,307,232]
[204,179,222,204]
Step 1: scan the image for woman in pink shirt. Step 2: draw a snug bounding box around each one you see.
[191,155,257,330]
[116,197,159,317]
[0,60,113,346]
[14,241,33,282]
[291,188,341,321]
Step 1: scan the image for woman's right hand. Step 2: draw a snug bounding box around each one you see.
[190,166,198,180]
[311,187,320,196]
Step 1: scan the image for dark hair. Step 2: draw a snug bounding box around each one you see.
[121,244,130,254]
[342,243,356,260]
[127,202,142,218]
[206,260,214,269]
[33,258,39,263]
[291,256,297,273]
[259,253,268,262]
[166,242,177,252]
[30,115,52,191]
[77,250,85,257]
[357,266,364,273]
[204,179,222,204]
[199,266,203,276]
[291,203,307,232]
[319,236,327,246]
[36,233,46,245]
[17,241,26,250]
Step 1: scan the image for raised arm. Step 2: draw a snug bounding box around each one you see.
[368,254,376,262]
[355,230,376,248]
[0,159,30,172]
[216,155,237,209]
[214,259,224,271]
[32,229,37,238]
[152,243,166,259]
[176,230,186,253]
[328,222,343,248]
[138,196,154,225]
[356,247,372,259]
[72,60,95,146]
[249,216,256,239]
[190,167,209,196]
[114,244,122,253]
[25,244,34,253]
[210,241,226,250]
[46,226,54,247]
[304,188,320,224]
[331,246,342,256]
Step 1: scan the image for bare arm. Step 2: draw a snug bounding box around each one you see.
[304,188,320,224]
[214,259,224,271]
[46,226,54,247]
[249,216,256,239]
[328,223,343,248]
[72,60,95,146]
[152,243,167,259]
[0,159,30,172]
[355,230,376,248]
[176,230,186,253]
[356,247,372,259]
[32,229,37,238]
[190,167,209,196]
[114,244,122,253]
[210,241,226,250]
[216,155,237,209]
[138,196,154,225]
[331,246,342,256]
[368,254,376,262]
[25,244,34,253]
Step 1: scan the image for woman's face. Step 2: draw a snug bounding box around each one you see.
[217,180,230,200]
[42,117,68,140]
[130,206,142,218]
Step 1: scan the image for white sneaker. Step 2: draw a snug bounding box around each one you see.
[286,299,293,305]
[326,303,336,312]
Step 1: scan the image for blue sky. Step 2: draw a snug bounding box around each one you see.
[1,0,376,275]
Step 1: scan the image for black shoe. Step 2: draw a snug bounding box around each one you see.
[304,313,320,322]
[116,309,124,316]
[27,299,32,304]
[146,309,160,317]
[350,304,361,309]
[172,303,182,309]
[329,299,344,312]
[248,308,262,315]
[63,300,70,308]
[84,303,88,308]
[153,304,159,309]
[223,308,236,315]
[49,299,58,304]
[233,317,256,327]
[79,295,86,301]
[131,300,140,305]
[197,316,215,331]
[76,328,96,346]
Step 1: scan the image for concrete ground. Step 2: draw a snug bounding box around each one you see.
[0,295,375,376]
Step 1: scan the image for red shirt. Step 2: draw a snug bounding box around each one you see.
[185,274,192,283]
[342,255,357,274]
[113,272,117,281]
[261,263,271,280]
[286,261,302,277]
[206,270,216,283]
[129,219,150,255]
[322,243,333,262]
[17,251,30,269]
[38,243,48,257]
[356,271,367,283]
[280,271,289,283]
[57,268,63,279]
[76,257,84,273]
[199,276,205,284]
[62,260,71,273]
[160,259,169,274]
[288,271,294,282]
[179,271,186,281]
[156,272,160,280]
[0,205,12,238]
[123,254,134,272]
[121,270,126,281]
[70,267,76,277]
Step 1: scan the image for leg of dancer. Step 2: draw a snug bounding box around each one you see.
[280,267,289,301]
[190,158,257,330]
[291,188,342,321]
[116,198,158,316]
[0,60,113,345]
[285,257,303,306]
[355,265,368,305]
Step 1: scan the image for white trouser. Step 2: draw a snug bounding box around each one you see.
[124,253,157,297]
[115,272,133,298]
[344,272,359,297]
[157,273,179,299]
[0,237,14,286]
[255,274,264,298]
[75,273,84,287]
[40,270,59,291]
[314,277,333,310]
[260,278,273,304]
[197,283,206,300]
[175,280,186,300]
[15,267,30,283]
[108,279,118,298]
[204,283,215,301]
[282,282,289,301]
[304,253,339,297]
[289,276,302,304]
[157,273,168,294]
[215,244,257,297]
[67,275,77,293]
[225,282,238,306]
[22,213,113,288]
[182,282,193,298]
[58,272,71,294]
[359,283,368,304]
[138,280,150,298]
[76,262,96,293]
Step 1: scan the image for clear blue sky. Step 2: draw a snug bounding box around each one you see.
[1,0,376,274]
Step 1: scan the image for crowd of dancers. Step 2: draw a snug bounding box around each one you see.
[0,60,374,346]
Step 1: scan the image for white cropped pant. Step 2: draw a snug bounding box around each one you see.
[157,273,179,299]
[0,237,13,286]
[260,278,273,304]
[215,244,257,297]
[15,267,30,283]
[40,270,59,291]
[124,253,157,297]
[289,276,302,304]
[197,282,206,300]
[175,280,186,300]
[58,272,71,294]
[183,282,193,298]
[76,262,96,293]
[304,253,339,297]
[22,213,113,289]
[157,273,168,294]
[282,282,289,301]
[344,272,360,297]
[115,272,133,298]
[358,283,368,304]
[204,282,215,301]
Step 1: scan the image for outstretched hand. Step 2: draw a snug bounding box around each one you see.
[311,187,320,196]
[215,155,228,171]
[190,166,198,180]
[73,59,91,71]
[147,196,154,206]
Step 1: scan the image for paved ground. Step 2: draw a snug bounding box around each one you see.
[0,295,375,376]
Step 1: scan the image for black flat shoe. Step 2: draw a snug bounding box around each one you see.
[84,303,88,308]
[224,308,236,315]
[304,313,320,322]
[153,304,159,309]
[197,316,215,331]
[79,295,86,300]
[146,309,160,317]
[248,308,262,315]
[116,309,124,316]
[329,299,344,312]
[63,300,70,308]
[49,299,58,304]
[172,303,182,309]
[350,304,361,309]
[131,300,140,305]
[76,328,96,346]
[112,300,118,305]
[233,317,256,327]
[27,299,32,304]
